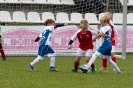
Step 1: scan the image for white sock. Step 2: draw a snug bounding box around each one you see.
[87,53,98,68]
[107,56,121,73]
[50,56,55,67]
[31,55,43,66]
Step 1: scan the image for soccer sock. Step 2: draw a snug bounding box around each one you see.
[74,62,79,70]
[107,56,121,73]
[87,53,97,68]
[31,55,43,66]
[91,63,95,67]
[0,50,6,60]
[112,57,116,63]
[102,58,107,68]
[50,56,55,67]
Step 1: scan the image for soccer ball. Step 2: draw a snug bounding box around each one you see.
[79,64,89,73]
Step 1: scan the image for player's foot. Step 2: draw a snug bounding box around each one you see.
[117,71,122,74]
[3,58,6,61]
[99,67,107,70]
[79,65,89,73]
[91,66,96,73]
[71,69,77,72]
[50,66,58,72]
[28,64,34,71]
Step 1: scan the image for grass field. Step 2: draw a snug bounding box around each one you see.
[0,54,133,88]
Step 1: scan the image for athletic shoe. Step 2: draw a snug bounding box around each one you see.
[71,69,77,72]
[117,71,122,74]
[79,65,89,73]
[3,58,6,61]
[91,66,96,73]
[99,67,107,70]
[28,64,34,71]
[50,66,58,71]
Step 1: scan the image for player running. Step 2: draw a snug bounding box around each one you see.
[68,19,99,73]
[79,16,122,74]
[28,19,68,71]
[100,12,118,70]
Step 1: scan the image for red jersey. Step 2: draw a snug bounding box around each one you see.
[71,29,98,50]
[109,21,118,46]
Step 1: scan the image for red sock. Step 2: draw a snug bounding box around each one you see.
[74,62,79,70]
[0,50,6,60]
[112,57,116,63]
[91,63,95,67]
[102,58,107,68]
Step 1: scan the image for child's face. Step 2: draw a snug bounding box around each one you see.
[47,22,55,26]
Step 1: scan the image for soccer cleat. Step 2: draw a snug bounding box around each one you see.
[28,64,34,71]
[3,58,6,61]
[71,69,77,72]
[50,66,58,72]
[79,65,89,73]
[117,71,122,74]
[91,66,96,73]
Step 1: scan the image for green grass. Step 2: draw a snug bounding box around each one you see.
[0,54,133,88]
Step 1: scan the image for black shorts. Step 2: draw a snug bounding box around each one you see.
[0,43,3,49]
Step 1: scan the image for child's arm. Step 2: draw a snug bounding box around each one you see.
[68,31,78,49]
[54,23,68,28]
[34,36,40,42]
[92,32,106,42]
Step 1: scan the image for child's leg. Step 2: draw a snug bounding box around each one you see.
[107,56,121,73]
[87,51,101,68]
[50,56,55,67]
[74,56,81,71]
[102,57,107,68]
[0,49,6,60]
[30,55,43,66]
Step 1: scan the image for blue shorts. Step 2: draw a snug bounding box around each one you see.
[97,44,112,56]
[38,45,55,57]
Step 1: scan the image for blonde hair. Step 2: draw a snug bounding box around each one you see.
[100,16,110,24]
[103,12,112,20]
[80,19,89,32]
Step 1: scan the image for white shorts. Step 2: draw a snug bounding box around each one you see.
[76,48,93,57]
[111,46,115,53]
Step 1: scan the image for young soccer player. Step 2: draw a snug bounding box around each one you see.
[0,23,6,61]
[68,19,99,73]
[28,19,68,71]
[79,16,122,74]
[100,12,118,70]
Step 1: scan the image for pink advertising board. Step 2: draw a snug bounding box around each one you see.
[1,25,133,56]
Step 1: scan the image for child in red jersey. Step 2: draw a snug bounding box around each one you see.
[68,19,99,73]
[0,23,6,61]
[100,12,118,70]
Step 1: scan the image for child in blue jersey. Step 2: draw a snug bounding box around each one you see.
[79,16,122,74]
[28,19,68,71]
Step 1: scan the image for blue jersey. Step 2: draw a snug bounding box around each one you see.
[39,26,54,46]
[97,25,112,56]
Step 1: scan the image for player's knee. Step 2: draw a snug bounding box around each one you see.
[38,55,43,61]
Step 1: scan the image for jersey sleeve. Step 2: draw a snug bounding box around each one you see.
[110,21,118,35]
[90,30,98,35]
[100,27,107,34]
[70,31,79,41]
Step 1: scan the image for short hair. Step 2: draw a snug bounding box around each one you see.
[103,12,112,20]
[100,16,110,24]
[80,19,89,30]
[44,19,55,25]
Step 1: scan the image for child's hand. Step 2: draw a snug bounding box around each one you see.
[68,45,72,49]
[64,23,69,26]
[92,39,96,42]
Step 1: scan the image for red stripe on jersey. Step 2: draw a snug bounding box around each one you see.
[77,30,93,50]
[109,23,115,46]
